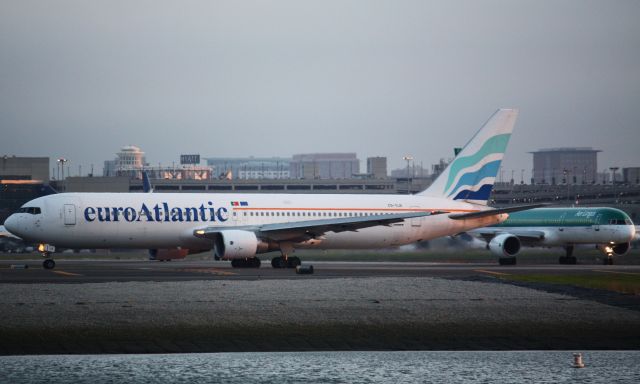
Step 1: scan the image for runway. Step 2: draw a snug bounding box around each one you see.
[2,258,640,283]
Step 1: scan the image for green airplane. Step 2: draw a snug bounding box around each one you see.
[468,207,636,265]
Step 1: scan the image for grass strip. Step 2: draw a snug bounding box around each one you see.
[503,273,640,295]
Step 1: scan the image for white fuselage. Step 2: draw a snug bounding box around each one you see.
[7,192,507,250]
[494,225,634,246]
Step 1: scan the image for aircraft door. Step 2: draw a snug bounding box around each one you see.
[63,204,76,225]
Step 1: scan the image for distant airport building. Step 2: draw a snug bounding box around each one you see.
[366,157,388,179]
[390,162,433,178]
[0,156,54,224]
[103,145,146,177]
[104,146,212,180]
[623,167,640,184]
[531,147,600,185]
[205,157,291,180]
[0,155,49,181]
[290,153,359,179]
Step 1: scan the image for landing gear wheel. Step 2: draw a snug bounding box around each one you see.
[43,259,55,270]
[287,256,301,268]
[498,257,516,266]
[271,256,301,268]
[271,256,286,268]
[560,246,576,264]
[604,257,614,265]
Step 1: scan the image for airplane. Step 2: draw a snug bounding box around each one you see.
[4,108,542,270]
[467,207,636,265]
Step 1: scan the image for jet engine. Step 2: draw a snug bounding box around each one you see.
[489,233,521,257]
[212,230,278,260]
[598,242,631,257]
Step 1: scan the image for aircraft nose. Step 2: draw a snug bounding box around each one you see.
[4,214,19,235]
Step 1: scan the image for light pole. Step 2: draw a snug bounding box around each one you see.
[609,167,619,184]
[403,155,413,194]
[57,158,68,191]
[610,167,619,204]
[563,169,570,204]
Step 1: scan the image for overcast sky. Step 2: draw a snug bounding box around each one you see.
[1,0,639,179]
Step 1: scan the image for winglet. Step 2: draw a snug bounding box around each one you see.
[418,108,518,205]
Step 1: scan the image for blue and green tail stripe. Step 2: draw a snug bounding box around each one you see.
[418,108,518,203]
[444,133,510,201]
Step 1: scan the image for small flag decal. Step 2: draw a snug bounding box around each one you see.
[231,201,249,207]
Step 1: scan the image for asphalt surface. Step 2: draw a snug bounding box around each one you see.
[2,257,640,354]
[3,258,640,283]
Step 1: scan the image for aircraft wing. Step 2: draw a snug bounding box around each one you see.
[448,203,548,220]
[194,212,431,242]
[467,227,546,243]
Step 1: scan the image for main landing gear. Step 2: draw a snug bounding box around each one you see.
[231,258,261,268]
[271,256,301,269]
[271,243,301,269]
[558,246,577,265]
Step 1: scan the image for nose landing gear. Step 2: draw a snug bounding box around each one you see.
[38,243,56,270]
[43,258,55,269]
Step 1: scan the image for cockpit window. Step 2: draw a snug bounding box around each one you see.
[609,219,628,225]
[16,207,41,214]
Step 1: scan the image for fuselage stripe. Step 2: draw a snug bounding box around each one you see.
[233,207,478,213]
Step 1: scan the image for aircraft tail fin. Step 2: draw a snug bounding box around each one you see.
[142,171,153,193]
[417,108,518,205]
